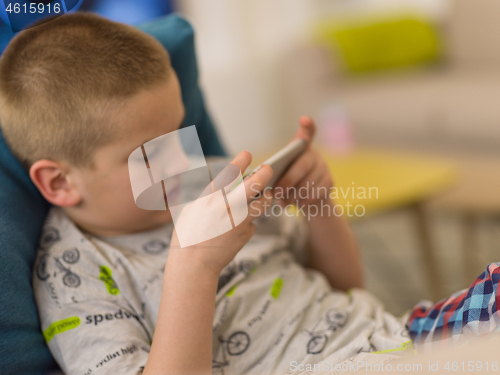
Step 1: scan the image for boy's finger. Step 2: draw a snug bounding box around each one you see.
[229,150,252,175]
[196,151,253,199]
[243,164,273,202]
[275,149,316,190]
[292,116,316,145]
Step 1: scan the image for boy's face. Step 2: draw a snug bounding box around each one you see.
[66,71,186,236]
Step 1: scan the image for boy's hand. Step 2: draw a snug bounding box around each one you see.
[168,151,273,277]
[275,116,333,207]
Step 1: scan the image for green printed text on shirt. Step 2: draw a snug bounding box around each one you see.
[99,265,120,295]
[270,278,283,299]
[43,316,81,342]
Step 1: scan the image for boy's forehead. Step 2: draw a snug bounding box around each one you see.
[117,75,184,147]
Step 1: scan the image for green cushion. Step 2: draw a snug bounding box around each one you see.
[316,14,443,73]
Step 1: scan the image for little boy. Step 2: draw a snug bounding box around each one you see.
[1,12,499,375]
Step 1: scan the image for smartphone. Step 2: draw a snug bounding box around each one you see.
[243,138,307,189]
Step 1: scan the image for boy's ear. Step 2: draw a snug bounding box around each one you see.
[29,160,82,207]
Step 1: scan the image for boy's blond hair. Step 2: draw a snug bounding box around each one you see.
[0,12,171,169]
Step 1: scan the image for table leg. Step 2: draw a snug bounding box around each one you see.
[413,203,444,301]
[463,214,482,285]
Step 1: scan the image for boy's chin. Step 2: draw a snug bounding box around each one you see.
[119,215,173,235]
[139,210,174,230]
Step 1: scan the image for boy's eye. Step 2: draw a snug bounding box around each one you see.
[128,144,160,164]
[132,155,145,163]
[146,146,158,160]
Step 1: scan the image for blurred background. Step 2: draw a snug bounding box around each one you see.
[2,0,500,315]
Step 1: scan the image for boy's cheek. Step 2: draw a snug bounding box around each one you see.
[87,180,131,212]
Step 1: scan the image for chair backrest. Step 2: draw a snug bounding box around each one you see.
[0,13,225,374]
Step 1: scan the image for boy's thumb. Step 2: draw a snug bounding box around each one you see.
[293,116,316,145]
